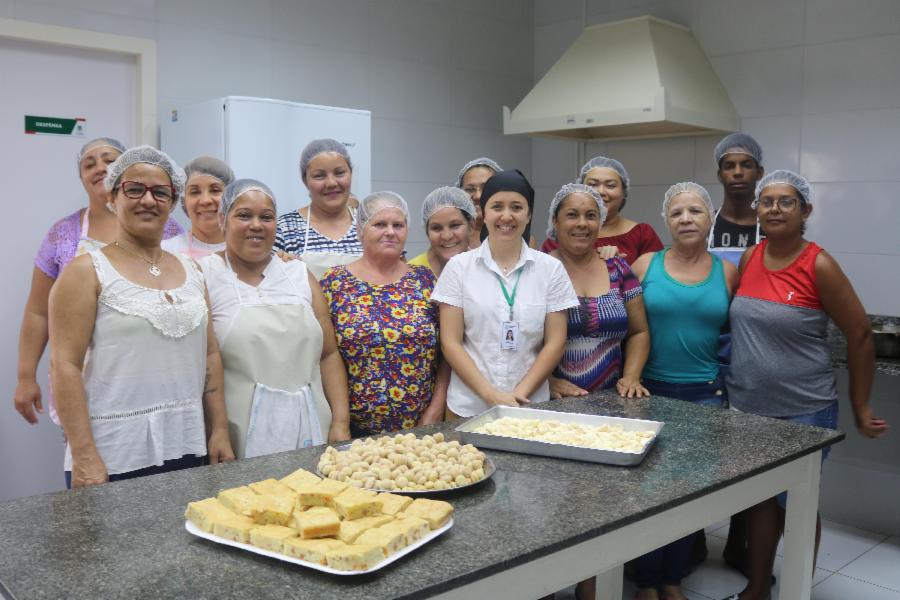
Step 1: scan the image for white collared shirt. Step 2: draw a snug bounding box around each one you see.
[431,240,578,417]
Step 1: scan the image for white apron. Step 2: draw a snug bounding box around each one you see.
[219,255,331,458]
[299,207,360,279]
[48,207,106,426]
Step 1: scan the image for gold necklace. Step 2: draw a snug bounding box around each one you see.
[114,241,162,277]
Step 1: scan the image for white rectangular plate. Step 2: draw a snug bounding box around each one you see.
[185,518,453,575]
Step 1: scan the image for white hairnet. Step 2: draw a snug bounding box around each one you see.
[662,182,715,221]
[77,137,126,171]
[714,133,763,167]
[104,145,186,202]
[421,186,476,226]
[455,157,502,187]
[578,156,630,198]
[299,138,352,182]
[182,156,235,215]
[753,170,812,209]
[546,183,607,241]
[357,191,409,236]
[220,178,277,217]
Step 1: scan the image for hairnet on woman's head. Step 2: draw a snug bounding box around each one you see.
[714,132,763,167]
[104,145,186,202]
[299,138,352,182]
[662,182,715,221]
[455,157,502,187]
[478,169,534,243]
[421,186,476,226]
[578,156,630,197]
[546,183,607,241]
[357,191,409,236]
[77,137,126,170]
[753,170,812,209]
[219,178,277,217]
[181,156,236,215]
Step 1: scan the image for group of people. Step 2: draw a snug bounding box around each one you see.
[13,133,888,600]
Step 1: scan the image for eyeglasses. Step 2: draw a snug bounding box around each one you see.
[757,196,799,211]
[118,181,175,202]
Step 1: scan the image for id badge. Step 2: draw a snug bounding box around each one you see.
[500,321,519,350]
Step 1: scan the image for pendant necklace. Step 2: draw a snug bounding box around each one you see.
[114,241,162,277]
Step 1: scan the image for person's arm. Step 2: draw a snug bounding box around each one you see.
[629,252,653,282]
[737,245,756,276]
[308,271,351,443]
[202,287,235,464]
[512,310,568,399]
[420,358,449,425]
[618,295,651,398]
[439,303,528,407]
[722,259,740,296]
[49,256,105,487]
[14,267,55,424]
[816,251,888,438]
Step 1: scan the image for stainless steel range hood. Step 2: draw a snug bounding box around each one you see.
[504,16,739,141]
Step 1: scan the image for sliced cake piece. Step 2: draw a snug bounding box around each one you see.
[381,515,431,545]
[376,492,413,516]
[218,486,265,518]
[283,537,347,565]
[402,498,454,530]
[280,468,322,493]
[249,524,298,553]
[296,478,349,508]
[253,493,296,526]
[333,487,383,520]
[212,515,256,543]
[325,543,384,571]
[185,497,239,532]
[249,478,297,499]
[293,506,341,539]
[357,526,406,557]
[337,514,394,543]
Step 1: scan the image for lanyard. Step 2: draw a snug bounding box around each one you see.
[495,270,522,321]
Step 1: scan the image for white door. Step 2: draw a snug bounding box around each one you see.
[0,36,137,501]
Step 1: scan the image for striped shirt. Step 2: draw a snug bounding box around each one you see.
[274,209,363,256]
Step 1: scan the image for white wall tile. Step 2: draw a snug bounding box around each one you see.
[12,2,155,38]
[621,184,670,244]
[591,0,696,28]
[801,108,900,183]
[709,46,803,117]
[740,115,802,174]
[531,137,578,186]
[366,0,464,72]
[533,0,582,26]
[828,252,900,316]
[369,57,454,126]
[583,141,609,162]
[532,184,557,245]
[155,0,272,38]
[692,0,804,57]
[805,0,900,45]
[803,34,900,114]
[533,18,582,81]
[20,0,155,20]
[271,0,368,54]
[806,182,900,256]
[606,137,696,185]
[693,134,723,185]
[266,42,369,110]
[0,0,11,16]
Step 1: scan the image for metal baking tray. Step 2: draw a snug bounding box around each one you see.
[317,445,496,496]
[185,518,452,575]
[455,405,663,467]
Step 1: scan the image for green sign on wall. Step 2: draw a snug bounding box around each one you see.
[24,116,85,137]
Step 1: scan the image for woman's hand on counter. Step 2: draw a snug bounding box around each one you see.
[417,407,444,427]
[328,420,351,443]
[549,376,588,399]
[616,376,650,399]
[207,428,236,464]
[71,451,108,488]
[488,389,530,407]
[854,407,889,439]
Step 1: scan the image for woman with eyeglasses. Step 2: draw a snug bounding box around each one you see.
[49,146,234,488]
[722,171,888,600]
[14,138,183,426]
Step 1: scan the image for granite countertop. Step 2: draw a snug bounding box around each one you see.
[828,315,900,377]
[0,393,842,600]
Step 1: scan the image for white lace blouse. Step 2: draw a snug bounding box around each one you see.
[63,249,209,474]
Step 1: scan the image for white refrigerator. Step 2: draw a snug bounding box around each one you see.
[160,96,371,219]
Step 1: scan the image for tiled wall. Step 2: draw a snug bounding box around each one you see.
[531,0,900,317]
[0,0,536,258]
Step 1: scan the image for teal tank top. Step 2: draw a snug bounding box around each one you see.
[641,249,730,383]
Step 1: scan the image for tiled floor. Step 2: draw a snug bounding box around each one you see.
[556,520,899,599]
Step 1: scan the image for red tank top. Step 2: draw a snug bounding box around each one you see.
[736,239,823,310]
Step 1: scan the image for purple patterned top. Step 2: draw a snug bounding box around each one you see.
[35,209,184,279]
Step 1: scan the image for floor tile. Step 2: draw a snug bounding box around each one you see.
[776,519,886,572]
[811,573,900,599]
[838,536,900,592]
[681,536,748,599]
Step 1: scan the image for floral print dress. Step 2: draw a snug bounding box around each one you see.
[320,264,439,434]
